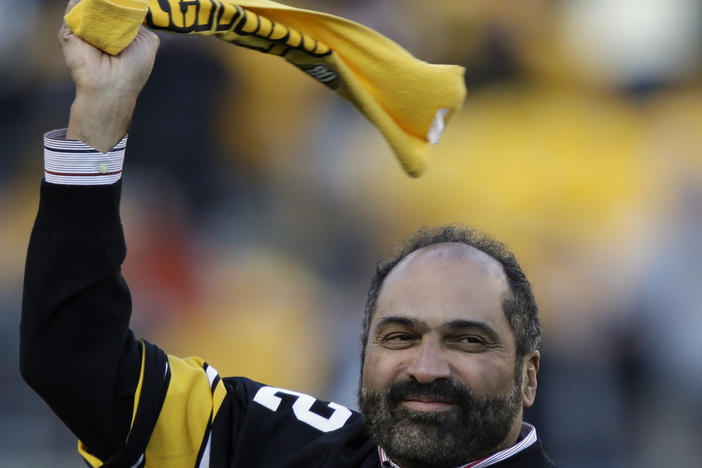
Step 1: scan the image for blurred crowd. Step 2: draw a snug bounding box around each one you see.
[2,0,702,466]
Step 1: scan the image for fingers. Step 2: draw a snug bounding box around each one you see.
[59,0,82,45]
[58,21,70,45]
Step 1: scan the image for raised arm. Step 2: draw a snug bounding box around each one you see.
[20,0,159,460]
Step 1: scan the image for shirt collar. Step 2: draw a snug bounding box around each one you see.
[378,422,538,468]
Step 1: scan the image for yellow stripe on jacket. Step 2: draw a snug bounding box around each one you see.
[77,348,227,467]
[144,356,226,467]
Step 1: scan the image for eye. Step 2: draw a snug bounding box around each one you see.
[452,335,487,349]
[387,333,412,341]
[459,336,484,344]
[380,333,416,349]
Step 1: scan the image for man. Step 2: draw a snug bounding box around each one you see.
[20,2,556,467]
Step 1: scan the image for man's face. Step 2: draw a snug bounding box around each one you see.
[360,243,535,468]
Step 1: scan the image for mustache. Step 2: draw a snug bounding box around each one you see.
[387,379,471,408]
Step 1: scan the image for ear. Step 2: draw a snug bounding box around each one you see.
[521,351,539,408]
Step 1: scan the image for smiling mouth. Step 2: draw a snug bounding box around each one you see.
[401,396,456,412]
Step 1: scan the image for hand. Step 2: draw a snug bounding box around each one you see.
[61,0,159,152]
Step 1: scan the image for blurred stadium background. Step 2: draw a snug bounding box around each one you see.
[2,0,702,466]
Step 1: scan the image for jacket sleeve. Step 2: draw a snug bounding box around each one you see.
[19,179,142,461]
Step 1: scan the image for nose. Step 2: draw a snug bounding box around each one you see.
[406,339,451,383]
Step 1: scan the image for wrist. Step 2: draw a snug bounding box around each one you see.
[67,90,136,153]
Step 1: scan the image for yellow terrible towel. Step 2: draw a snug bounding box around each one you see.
[65,0,466,176]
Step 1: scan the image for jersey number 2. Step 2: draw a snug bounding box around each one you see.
[253,386,353,432]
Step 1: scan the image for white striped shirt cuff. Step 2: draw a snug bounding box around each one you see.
[44,129,127,185]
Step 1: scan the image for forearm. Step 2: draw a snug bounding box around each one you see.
[20,178,141,459]
[21,123,136,462]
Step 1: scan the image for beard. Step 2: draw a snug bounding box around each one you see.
[358,371,523,468]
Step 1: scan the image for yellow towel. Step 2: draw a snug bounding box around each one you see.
[65,0,466,176]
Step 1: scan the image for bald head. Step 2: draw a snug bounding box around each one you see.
[387,242,510,290]
[376,243,511,333]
